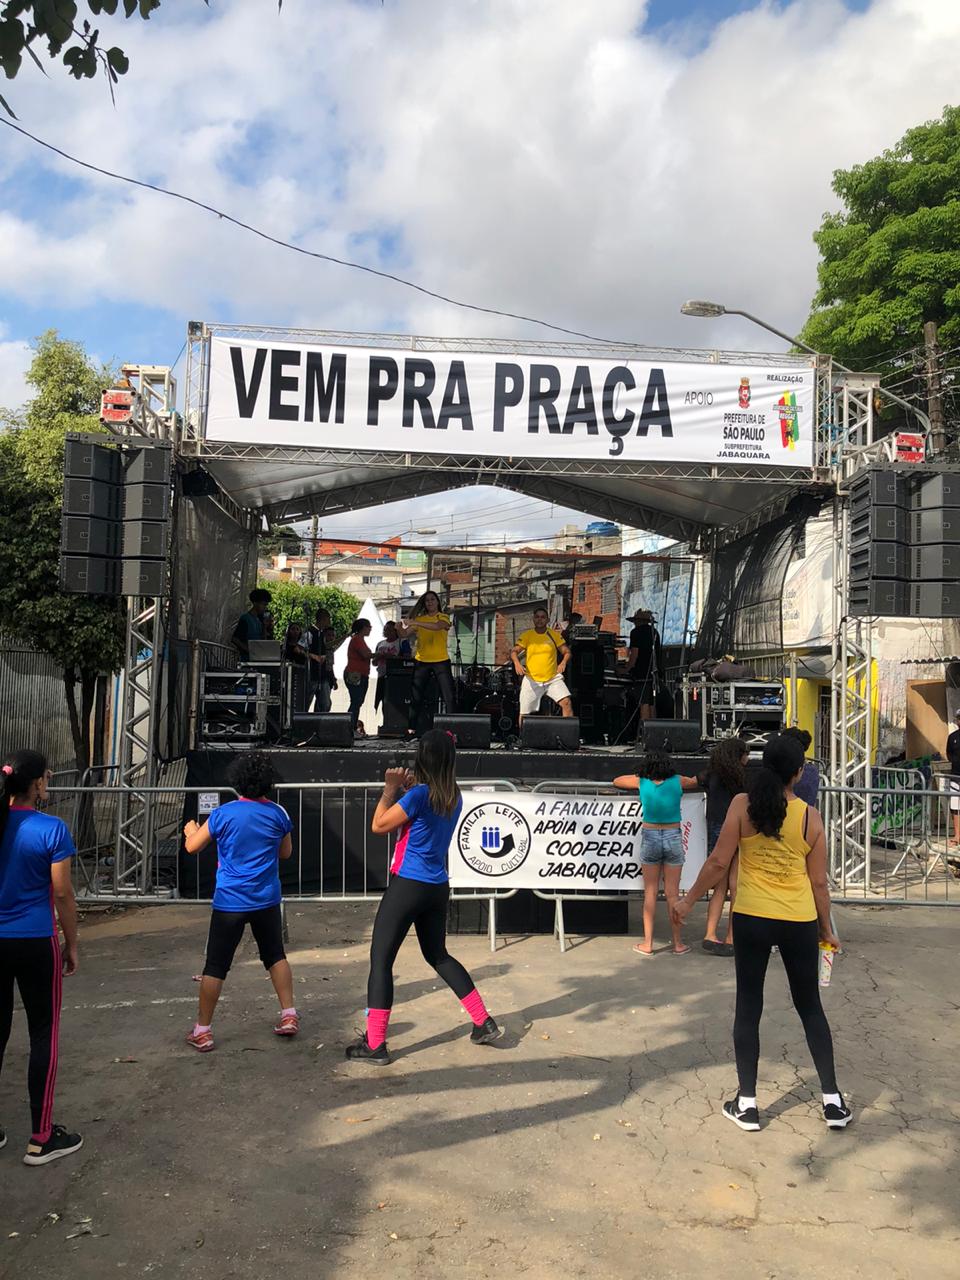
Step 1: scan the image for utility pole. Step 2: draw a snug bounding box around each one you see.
[306,514,318,584]
[923,320,946,454]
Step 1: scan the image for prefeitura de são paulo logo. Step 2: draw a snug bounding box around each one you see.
[457,802,532,877]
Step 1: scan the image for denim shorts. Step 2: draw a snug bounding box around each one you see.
[640,826,684,867]
[707,819,724,855]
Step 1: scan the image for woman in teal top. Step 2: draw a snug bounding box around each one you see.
[615,751,700,956]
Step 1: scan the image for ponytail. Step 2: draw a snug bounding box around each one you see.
[0,749,48,846]
[747,735,806,838]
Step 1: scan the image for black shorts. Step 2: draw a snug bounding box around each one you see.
[203,904,285,980]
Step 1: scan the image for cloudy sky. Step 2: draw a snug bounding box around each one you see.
[1,0,956,543]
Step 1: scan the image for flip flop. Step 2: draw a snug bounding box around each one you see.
[632,943,655,957]
[672,944,692,955]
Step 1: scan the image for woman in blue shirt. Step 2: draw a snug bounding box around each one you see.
[0,749,82,1166]
[183,752,296,1051]
[345,730,499,1064]
[614,751,700,957]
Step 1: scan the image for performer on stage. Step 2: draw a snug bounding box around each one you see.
[305,609,336,713]
[625,608,663,722]
[345,618,374,734]
[0,750,82,1166]
[183,752,298,1051]
[231,588,271,659]
[345,731,500,1064]
[373,620,410,712]
[614,751,701,956]
[401,592,455,735]
[673,735,850,1132]
[511,607,573,725]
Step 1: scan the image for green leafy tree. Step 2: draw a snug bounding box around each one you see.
[0,1,285,118]
[258,524,302,560]
[801,105,960,424]
[0,330,126,772]
[260,580,360,643]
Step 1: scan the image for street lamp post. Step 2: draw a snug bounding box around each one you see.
[680,299,934,441]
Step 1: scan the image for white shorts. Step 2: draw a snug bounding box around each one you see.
[942,775,960,813]
[520,674,571,717]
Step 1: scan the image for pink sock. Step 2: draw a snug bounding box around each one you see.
[193,1023,211,1036]
[460,988,490,1027]
[366,1007,391,1049]
[281,1007,297,1018]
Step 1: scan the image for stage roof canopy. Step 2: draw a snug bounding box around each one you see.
[183,325,830,545]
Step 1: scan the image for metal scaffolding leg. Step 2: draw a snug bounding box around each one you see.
[829,375,878,890]
[114,598,164,893]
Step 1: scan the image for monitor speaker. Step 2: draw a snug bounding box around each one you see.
[433,714,491,750]
[291,713,353,746]
[641,719,701,753]
[521,717,580,751]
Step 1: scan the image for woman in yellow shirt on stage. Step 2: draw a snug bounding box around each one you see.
[401,591,455,735]
[674,734,851,1133]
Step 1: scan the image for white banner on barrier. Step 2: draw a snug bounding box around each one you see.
[449,792,707,892]
[206,336,815,467]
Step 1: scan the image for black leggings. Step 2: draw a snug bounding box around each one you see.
[409,660,456,730]
[203,905,286,981]
[732,912,838,1095]
[0,936,62,1142]
[367,876,475,1009]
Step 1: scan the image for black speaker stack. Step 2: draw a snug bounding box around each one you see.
[848,466,960,618]
[60,435,173,597]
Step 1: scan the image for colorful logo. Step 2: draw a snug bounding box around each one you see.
[777,390,799,449]
[738,377,751,409]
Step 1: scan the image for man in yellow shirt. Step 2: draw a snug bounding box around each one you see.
[512,608,573,724]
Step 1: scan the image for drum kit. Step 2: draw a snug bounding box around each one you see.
[456,662,531,739]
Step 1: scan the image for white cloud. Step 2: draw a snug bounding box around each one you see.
[0,328,31,415]
[0,0,956,534]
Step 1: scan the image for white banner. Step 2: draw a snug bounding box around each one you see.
[449,791,707,891]
[206,336,815,467]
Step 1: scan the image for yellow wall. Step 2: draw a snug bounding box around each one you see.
[784,662,880,764]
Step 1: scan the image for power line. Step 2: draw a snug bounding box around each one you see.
[0,117,636,348]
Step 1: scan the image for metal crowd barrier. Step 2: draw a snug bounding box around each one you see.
[822,778,959,904]
[45,777,523,952]
[530,779,635,952]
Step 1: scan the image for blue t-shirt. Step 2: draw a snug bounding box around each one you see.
[206,798,292,912]
[0,809,75,938]
[389,784,463,885]
[639,775,683,825]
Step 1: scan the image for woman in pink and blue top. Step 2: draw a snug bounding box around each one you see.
[346,730,500,1064]
[0,750,82,1166]
[183,752,298,1051]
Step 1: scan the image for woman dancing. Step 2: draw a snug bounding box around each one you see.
[614,751,700,956]
[401,591,454,735]
[674,734,850,1131]
[346,730,500,1063]
[0,750,82,1165]
[697,737,749,956]
[183,752,298,1050]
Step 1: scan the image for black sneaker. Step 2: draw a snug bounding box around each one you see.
[823,1098,853,1129]
[344,1032,392,1065]
[722,1097,760,1131]
[23,1125,83,1166]
[470,1016,502,1045]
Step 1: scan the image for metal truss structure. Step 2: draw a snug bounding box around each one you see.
[103,366,179,893]
[115,323,897,894]
[828,374,881,889]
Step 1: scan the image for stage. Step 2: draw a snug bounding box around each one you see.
[182,743,711,934]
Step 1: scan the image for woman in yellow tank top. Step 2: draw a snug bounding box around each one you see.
[400,591,455,735]
[674,735,851,1133]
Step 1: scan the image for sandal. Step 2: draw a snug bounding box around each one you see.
[274,1012,300,1037]
[632,943,655,957]
[701,940,722,954]
[672,944,692,955]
